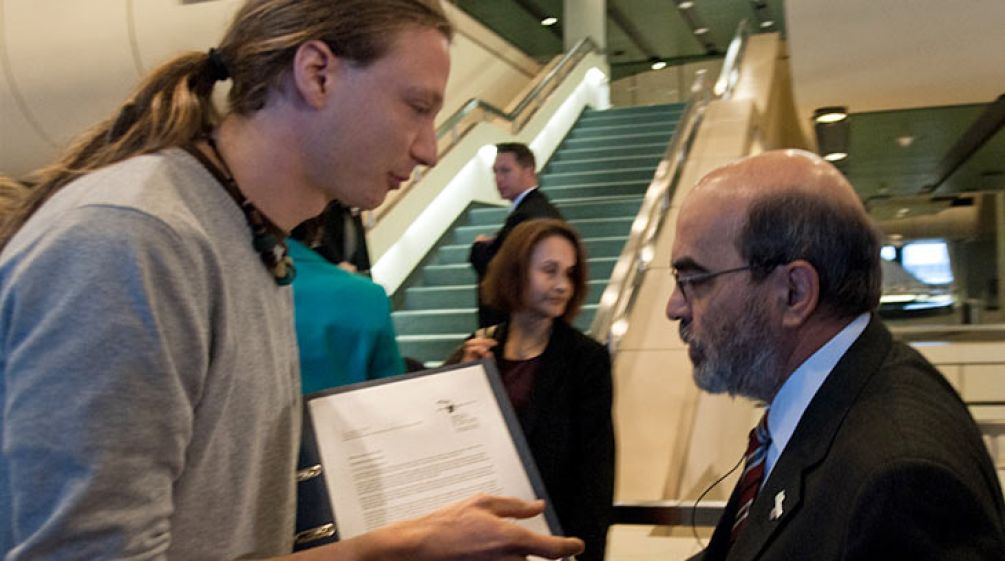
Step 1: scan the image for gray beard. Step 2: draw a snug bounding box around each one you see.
[680,296,784,403]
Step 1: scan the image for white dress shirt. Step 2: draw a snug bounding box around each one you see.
[509,185,539,212]
[764,312,871,482]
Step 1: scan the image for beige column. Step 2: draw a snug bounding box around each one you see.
[563,0,606,52]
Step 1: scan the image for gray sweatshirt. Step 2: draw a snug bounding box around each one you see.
[1,149,300,560]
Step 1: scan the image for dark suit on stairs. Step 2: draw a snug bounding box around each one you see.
[697,316,1005,561]
[468,188,562,327]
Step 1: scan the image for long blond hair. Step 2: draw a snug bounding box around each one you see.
[0,0,452,250]
[0,177,28,221]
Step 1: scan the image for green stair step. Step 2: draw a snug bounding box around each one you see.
[550,143,667,162]
[542,181,650,199]
[402,284,478,309]
[421,255,619,287]
[393,308,478,335]
[544,154,663,174]
[541,167,655,187]
[463,206,508,226]
[573,305,598,331]
[561,131,674,151]
[575,110,684,127]
[401,279,610,312]
[449,217,634,245]
[466,196,643,225]
[565,120,680,140]
[578,104,685,123]
[430,234,629,266]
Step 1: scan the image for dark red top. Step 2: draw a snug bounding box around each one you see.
[496,355,542,413]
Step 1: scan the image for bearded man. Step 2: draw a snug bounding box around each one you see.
[666,149,1005,561]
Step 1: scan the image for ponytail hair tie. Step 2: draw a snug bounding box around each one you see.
[207,47,230,82]
[108,102,139,141]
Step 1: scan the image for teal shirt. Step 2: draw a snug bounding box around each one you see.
[288,240,404,394]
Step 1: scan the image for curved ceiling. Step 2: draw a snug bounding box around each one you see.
[4,0,1001,200]
[786,0,1005,117]
[0,0,242,178]
[453,0,785,78]
[786,0,1005,201]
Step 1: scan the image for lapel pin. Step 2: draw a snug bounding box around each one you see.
[769,490,785,521]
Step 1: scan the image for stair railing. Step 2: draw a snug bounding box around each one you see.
[589,20,751,353]
[370,37,600,225]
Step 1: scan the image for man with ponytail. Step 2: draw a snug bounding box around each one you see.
[0,1,583,560]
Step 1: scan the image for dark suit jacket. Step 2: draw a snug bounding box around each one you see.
[698,316,1005,561]
[315,201,370,273]
[469,188,563,277]
[484,319,615,561]
[469,189,562,327]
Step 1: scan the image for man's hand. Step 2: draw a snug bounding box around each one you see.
[337,261,358,273]
[473,234,495,244]
[370,494,584,561]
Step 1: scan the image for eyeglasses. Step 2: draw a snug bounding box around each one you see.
[671,264,753,304]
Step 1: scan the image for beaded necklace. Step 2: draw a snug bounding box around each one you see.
[185,138,296,285]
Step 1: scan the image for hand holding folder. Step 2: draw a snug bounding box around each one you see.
[293,360,581,560]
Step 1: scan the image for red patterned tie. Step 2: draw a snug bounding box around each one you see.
[730,411,771,544]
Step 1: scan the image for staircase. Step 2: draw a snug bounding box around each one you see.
[392,103,686,365]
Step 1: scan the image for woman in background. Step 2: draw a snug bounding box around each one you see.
[450,218,614,561]
[289,206,404,393]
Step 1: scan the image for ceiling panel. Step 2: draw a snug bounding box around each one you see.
[453,0,562,61]
[845,103,1004,202]
[451,0,786,79]
[609,0,700,64]
[938,121,1005,196]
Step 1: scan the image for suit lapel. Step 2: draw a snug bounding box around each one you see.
[702,487,742,561]
[725,316,893,561]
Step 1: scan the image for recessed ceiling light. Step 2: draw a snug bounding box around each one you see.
[651,61,667,70]
[823,152,848,162]
[760,20,774,28]
[694,27,709,35]
[814,107,848,123]
[541,16,558,26]
[679,1,694,9]
[896,135,914,147]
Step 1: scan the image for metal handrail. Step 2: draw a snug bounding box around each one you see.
[890,322,1005,343]
[434,37,598,139]
[613,499,725,528]
[372,37,600,223]
[589,20,751,350]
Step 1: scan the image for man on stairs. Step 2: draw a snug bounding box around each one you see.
[469,142,563,327]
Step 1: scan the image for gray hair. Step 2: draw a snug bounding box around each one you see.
[738,190,882,318]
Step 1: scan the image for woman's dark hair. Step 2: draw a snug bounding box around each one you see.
[738,190,882,318]
[483,218,587,322]
[0,0,452,251]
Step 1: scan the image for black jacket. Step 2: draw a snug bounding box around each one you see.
[698,316,1005,561]
[468,189,562,278]
[484,320,614,561]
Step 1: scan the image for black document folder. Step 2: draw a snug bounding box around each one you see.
[292,359,564,553]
